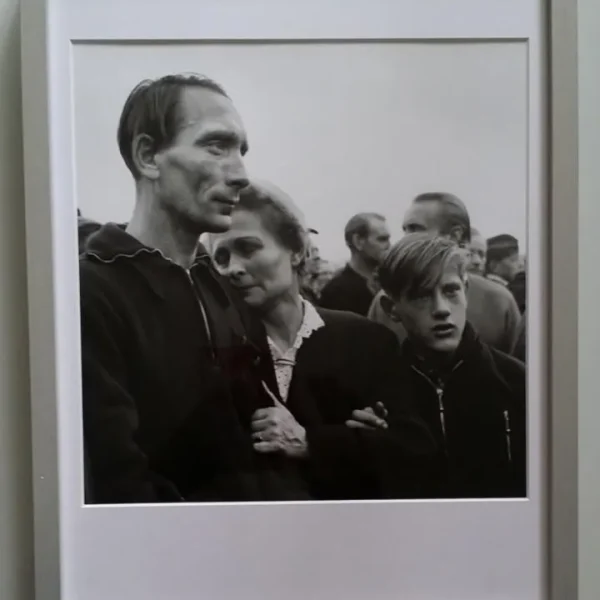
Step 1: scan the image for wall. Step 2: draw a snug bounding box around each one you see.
[578,0,600,597]
[0,1,598,599]
[0,1,34,599]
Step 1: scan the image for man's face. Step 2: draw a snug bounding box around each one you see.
[391,266,467,354]
[468,233,487,276]
[402,200,443,237]
[356,218,391,265]
[153,87,250,234]
[305,237,321,276]
[490,251,521,283]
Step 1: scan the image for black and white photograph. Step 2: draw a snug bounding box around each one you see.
[75,41,528,505]
[22,0,556,597]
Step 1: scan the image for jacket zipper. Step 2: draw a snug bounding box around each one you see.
[435,387,447,438]
[185,270,216,361]
[503,410,513,463]
[412,360,513,463]
[411,360,464,444]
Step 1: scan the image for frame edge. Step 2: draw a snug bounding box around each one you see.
[21,0,63,598]
[549,0,579,598]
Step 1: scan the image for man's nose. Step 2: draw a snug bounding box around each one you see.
[225,154,250,191]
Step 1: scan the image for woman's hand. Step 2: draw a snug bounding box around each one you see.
[251,382,309,458]
[345,402,389,430]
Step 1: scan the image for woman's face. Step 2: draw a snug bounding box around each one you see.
[212,209,299,310]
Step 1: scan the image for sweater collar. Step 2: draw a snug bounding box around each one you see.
[83,222,211,266]
[82,223,227,305]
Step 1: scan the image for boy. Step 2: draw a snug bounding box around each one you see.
[378,233,526,498]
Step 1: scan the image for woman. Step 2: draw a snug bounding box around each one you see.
[210,180,437,500]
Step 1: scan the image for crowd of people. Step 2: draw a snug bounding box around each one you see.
[77,72,527,504]
[300,199,527,364]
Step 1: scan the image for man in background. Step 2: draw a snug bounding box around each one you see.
[486,233,526,315]
[368,192,521,355]
[467,227,487,276]
[319,212,391,316]
[300,227,322,304]
[485,234,521,287]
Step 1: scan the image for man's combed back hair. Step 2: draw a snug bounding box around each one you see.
[344,212,386,250]
[237,180,309,273]
[414,192,472,244]
[117,73,229,180]
[378,233,469,299]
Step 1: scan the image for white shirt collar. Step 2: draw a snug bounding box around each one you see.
[268,299,325,359]
[267,299,325,401]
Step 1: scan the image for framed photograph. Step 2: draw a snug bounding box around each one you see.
[21,0,578,598]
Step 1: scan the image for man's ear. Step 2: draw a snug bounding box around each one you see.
[131,133,161,181]
[380,294,401,322]
[352,233,365,252]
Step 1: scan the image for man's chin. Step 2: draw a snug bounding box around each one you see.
[203,216,233,234]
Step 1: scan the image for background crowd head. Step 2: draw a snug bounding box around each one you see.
[344,212,391,267]
[486,233,520,282]
[305,228,322,276]
[402,192,472,246]
[468,227,487,276]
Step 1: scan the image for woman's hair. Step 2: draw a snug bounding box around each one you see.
[237,180,309,273]
[378,233,469,299]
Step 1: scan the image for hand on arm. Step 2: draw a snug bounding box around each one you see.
[345,402,389,430]
[251,382,309,458]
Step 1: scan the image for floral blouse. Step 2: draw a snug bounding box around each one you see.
[266,300,325,402]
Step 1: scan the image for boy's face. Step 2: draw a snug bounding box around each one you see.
[389,266,468,354]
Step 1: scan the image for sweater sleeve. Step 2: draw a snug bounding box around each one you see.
[80,266,182,503]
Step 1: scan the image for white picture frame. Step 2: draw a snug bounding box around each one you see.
[20,0,577,598]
